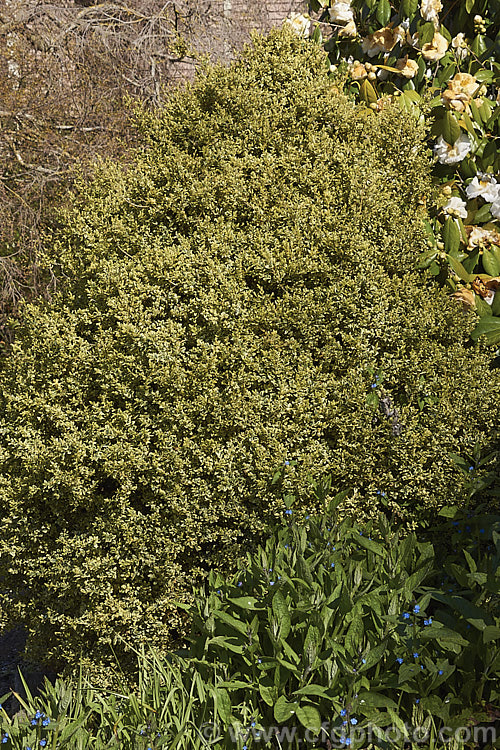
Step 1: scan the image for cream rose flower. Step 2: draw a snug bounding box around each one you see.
[452,32,469,60]
[441,73,479,112]
[465,174,500,203]
[433,134,472,164]
[339,19,357,37]
[443,196,468,218]
[284,13,311,38]
[396,55,419,78]
[420,0,442,27]
[421,32,449,62]
[329,2,354,24]
[362,25,405,57]
[466,225,500,250]
[350,62,368,80]
[491,199,500,220]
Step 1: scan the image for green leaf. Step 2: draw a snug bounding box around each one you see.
[356,535,385,557]
[438,505,459,518]
[296,704,322,733]
[471,315,500,345]
[359,79,378,105]
[357,692,399,710]
[345,615,364,654]
[442,218,461,254]
[274,695,299,723]
[442,111,461,146]
[259,684,277,707]
[376,0,391,26]
[474,203,493,223]
[483,626,500,643]
[482,249,500,277]
[227,597,263,610]
[293,685,331,698]
[215,687,232,724]
[212,610,249,636]
[272,590,291,640]
[418,21,435,46]
[446,254,473,282]
[207,636,245,654]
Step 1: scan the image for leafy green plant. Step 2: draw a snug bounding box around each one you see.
[1,28,499,680]
[184,484,500,748]
[303,0,500,343]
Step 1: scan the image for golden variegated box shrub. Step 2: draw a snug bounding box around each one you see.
[0,29,498,677]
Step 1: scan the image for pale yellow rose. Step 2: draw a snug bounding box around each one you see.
[420,0,442,27]
[350,62,368,80]
[451,287,475,311]
[396,56,419,78]
[441,73,479,111]
[362,25,405,57]
[465,225,500,251]
[421,32,448,61]
[339,19,357,38]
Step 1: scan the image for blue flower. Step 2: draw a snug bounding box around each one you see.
[139,729,145,736]
[413,605,420,614]
[284,461,290,466]
[396,657,404,665]
[402,612,410,620]
[415,699,420,705]
[285,509,292,516]
[306,515,310,520]
[257,658,262,663]
[35,711,42,720]
[438,670,443,676]
[351,718,358,725]
[237,581,242,587]
[270,581,275,585]
[40,743,47,748]
[413,653,419,658]
[251,722,256,727]
[371,383,377,388]
[480,529,485,534]
[345,739,351,746]
[468,466,474,472]
[42,719,50,727]
[340,709,347,717]
[284,544,289,549]
[31,720,37,726]
[331,563,335,568]
[361,659,366,664]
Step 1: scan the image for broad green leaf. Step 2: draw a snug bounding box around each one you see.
[438,505,459,518]
[475,296,493,317]
[345,615,364,654]
[482,249,500,277]
[442,111,461,146]
[212,610,249,636]
[272,590,291,640]
[293,685,331,698]
[483,626,500,643]
[207,636,244,654]
[356,535,385,557]
[446,254,473,282]
[359,79,378,105]
[401,0,418,19]
[215,687,232,724]
[274,696,299,723]
[357,692,399,710]
[376,0,391,26]
[443,218,461,254]
[418,21,435,46]
[474,203,493,223]
[259,684,277,707]
[227,597,263,610]
[471,315,500,345]
[296,704,322,733]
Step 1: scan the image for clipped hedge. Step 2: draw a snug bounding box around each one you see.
[0,29,499,676]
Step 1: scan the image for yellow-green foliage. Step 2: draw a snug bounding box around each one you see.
[0,30,498,676]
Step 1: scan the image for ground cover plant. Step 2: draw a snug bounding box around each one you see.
[297,0,500,344]
[1,493,499,748]
[0,27,499,682]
